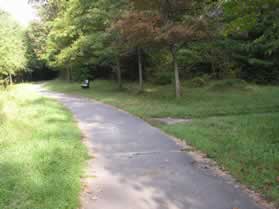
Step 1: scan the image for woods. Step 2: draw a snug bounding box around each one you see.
[1,0,278,94]
[15,0,276,97]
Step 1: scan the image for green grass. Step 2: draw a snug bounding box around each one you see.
[0,84,87,209]
[46,80,279,118]
[160,114,279,205]
[46,80,279,206]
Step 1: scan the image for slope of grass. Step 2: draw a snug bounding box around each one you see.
[0,84,87,209]
[46,80,279,206]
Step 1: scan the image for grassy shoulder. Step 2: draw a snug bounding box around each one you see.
[46,80,279,206]
[0,84,87,209]
[160,114,279,205]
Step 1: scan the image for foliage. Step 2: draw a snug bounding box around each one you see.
[112,10,161,91]
[152,69,173,85]
[0,10,26,80]
[209,79,249,91]
[25,22,58,81]
[190,77,207,87]
[31,0,127,81]
[28,0,279,85]
[112,11,160,49]
[223,0,279,84]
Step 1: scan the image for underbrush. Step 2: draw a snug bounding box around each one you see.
[209,79,250,91]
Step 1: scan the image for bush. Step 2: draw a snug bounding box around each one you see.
[187,75,210,88]
[71,67,91,81]
[152,69,172,85]
[190,77,207,88]
[210,79,249,91]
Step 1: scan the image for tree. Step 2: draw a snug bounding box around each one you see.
[113,11,160,91]
[223,0,279,84]
[25,22,54,80]
[33,0,128,82]
[125,0,209,97]
[0,10,26,84]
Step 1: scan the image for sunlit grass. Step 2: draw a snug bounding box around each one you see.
[0,84,87,209]
[46,79,279,206]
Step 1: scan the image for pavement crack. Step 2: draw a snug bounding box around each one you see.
[100,150,185,158]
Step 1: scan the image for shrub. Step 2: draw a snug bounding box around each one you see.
[152,69,172,85]
[71,67,91,81]
[190,76,207,88]
[210,79,249,91]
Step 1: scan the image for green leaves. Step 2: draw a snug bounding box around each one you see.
[0,11,26,78]
[223,0,279,34]
[221,0,279,83]
[34,0,124,73]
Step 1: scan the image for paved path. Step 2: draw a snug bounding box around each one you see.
[38,87,263,209]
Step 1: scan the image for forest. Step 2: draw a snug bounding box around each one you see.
[1,0,279,97]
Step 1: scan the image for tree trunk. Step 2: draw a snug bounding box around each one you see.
[137,48,143,92]
[116,56,122,89]
[69,66,73,81]
[65,68,70,81]
[171,45,181,98]
[9,73,13,85]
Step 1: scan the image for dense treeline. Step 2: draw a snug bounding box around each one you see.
[1,0,279,96]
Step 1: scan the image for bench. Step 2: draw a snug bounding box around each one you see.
[81,80,90,89]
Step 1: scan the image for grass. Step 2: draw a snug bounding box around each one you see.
[0,84,87,209]
[160,114,279,204]
[46,79,279,206]
[46,80,279,118]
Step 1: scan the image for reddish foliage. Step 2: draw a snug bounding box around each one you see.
[113,11,208,48]
[156,17,209,46]
[112,11,161,48]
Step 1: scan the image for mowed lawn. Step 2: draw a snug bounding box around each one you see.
[46,80,279,206]
[0,84,87,209]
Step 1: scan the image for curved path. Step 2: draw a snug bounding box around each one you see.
[37,86,263,209]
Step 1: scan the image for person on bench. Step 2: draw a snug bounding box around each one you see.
[81,79,90,89]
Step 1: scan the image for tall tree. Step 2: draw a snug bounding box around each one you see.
[0,10,26,84]
[33,0,128,81]
[127,0,209,97]
[25,22,52,80]
[223,0,279,84]
[156,19,209,97]
[113,11,160,91]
